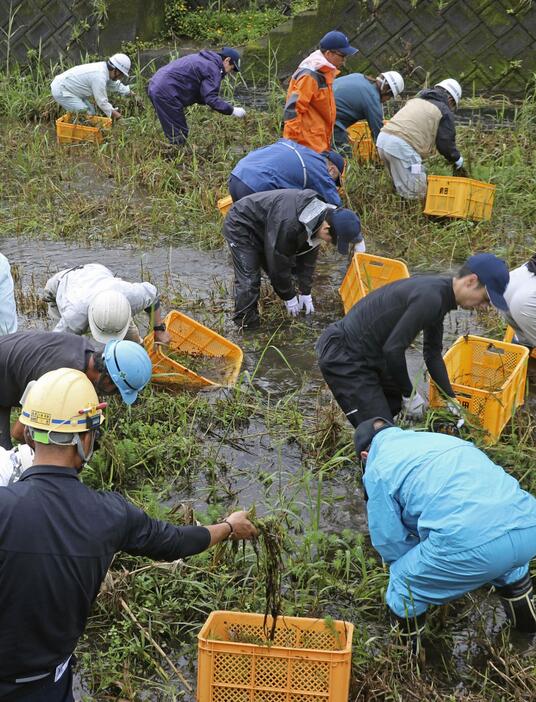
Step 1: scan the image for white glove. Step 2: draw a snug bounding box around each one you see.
[447,400,460,417]
[354,239,366,254]
[298,294,314,314]
[402,392,426,418]
[285,296,301,317]
[232,107,246,118]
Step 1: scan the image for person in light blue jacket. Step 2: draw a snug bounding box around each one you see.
[0,254,17,335]
[228,139,344,206]
[354,418,536,646]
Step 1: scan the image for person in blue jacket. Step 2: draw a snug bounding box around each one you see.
[354,418,536,648]
[147,47,246,146]
[228,139,345,206]
[333,71,404,152]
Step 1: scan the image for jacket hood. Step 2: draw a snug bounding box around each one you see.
[297,49,337,73]
[418,87,452,109]
[198,50,224,68]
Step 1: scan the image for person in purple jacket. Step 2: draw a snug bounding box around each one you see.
[147,47,246,146]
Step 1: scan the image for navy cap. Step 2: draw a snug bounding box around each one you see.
[466,253,509,311]
[354,417,394,455]
[330,208,361,254]
[221,47,241,71]
[319,31,359,56]
[325,150,346,184]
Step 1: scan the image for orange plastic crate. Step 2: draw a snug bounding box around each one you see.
[55,113,112,144]
[339,252,410,313]
[197,610,354,702]
[503,325,536,359]
[423,175,496,221]
[217,195,233,217]
[429,335,529,442]
[143,310,243,390]
[347,120,378,161]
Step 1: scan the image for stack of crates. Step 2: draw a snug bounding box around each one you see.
[197,611,354,702]
[339,252,410,314]
[429,335,529,443]
[55,114,112,144]
[423,176,496,221]
[143,310,243,390]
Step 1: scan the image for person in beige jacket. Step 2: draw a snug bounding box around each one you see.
[377,79,466,199]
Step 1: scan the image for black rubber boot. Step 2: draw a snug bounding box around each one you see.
[390,611,426,654]
[496,571,536,633]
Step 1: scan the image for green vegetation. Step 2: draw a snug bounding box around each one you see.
[1,51,536,701]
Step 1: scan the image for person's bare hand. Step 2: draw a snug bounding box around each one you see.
[226,511,258,540]
[154,329,171,346]
[111,109,122,120]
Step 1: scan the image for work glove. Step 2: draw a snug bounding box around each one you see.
[446,400,461,417]
[354,239,366,254]
[298,294,314,314]
[284,296,301,317]
[402,392,426,419]
[232,107,246,118]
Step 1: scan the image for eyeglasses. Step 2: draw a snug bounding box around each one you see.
[331,50,346,58]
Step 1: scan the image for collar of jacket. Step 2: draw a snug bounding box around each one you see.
[19,465,80,481]
[297,49,338,75]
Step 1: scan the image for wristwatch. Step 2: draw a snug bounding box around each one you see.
[153,323,166,332]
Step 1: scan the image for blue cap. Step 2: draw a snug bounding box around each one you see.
[466,253,509,311]
[325,150,346,184]
[221,47,241,71]
[319,31,359,56]
[330,208,362,254]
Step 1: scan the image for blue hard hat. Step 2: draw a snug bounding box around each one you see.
[220,47,241,71]
[104,340,152,405]
[330,208,362,254]
[319,31,358,56]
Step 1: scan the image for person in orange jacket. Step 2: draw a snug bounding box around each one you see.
[283,31,358,153]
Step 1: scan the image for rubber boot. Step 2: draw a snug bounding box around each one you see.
[496,571,536,633]
[390,610,426,654]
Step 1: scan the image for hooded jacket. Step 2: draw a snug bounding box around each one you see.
[283,50,338,153]
[230,139,342,206]
[381,87,460,162]
[364,427,536,565]
[148,51,233,115]
[222,189,331,299]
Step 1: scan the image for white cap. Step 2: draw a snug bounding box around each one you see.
[379,71,404,98]
[435,78,462,106]
[108,53,131,77]
[88,290,132,344]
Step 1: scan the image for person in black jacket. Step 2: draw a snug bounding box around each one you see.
[316,254,509,426]
[376,78,466,199]
[223,189,363,328]
[0,368,257,700]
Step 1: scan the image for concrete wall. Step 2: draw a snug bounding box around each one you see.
[244,0,536,95]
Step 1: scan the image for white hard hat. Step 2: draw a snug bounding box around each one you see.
[435,78,462,106]
[88,290,132,344]
[379,71,404,98]
[108,53,131,77]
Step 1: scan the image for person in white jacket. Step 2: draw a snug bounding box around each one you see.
[0,254,17,336]
[0,443,33,487]
[42,263,171,345]
[51,53,134,119]
[504,255,536,347]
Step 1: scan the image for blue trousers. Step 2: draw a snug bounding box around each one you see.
[387,526,536,617]
[147,88,188,145]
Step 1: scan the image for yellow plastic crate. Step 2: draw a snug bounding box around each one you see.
[197,610,354,702]
[503,325,536,359]
[347,120,377,161]
[339,252,410,314]
[55,113,112,144]
[429,335,529,442]
[423,175,496,221]
[217,195,233,217]
[143,310,243,390]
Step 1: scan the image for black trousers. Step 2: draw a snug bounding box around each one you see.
[0,662,74,701]
[224,230,265,327]
[316,327,402,427]
[0,406,12,450]
[228,174,255,202]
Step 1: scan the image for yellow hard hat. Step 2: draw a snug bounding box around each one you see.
[20,368,105,438]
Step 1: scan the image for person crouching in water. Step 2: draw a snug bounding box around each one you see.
[223,189,364,329]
